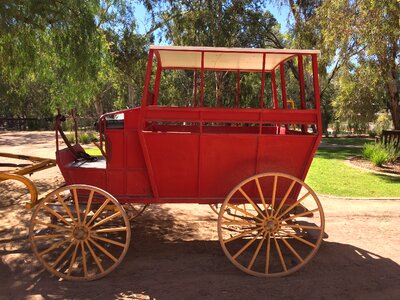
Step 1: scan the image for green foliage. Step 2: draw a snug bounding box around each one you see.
[0,0,150,120]
[317,0,400,129]
[362,142,400,167]
[79,131,98,144]
[66,132,76,144]
[333,60,386,129]
[372,111,393,136]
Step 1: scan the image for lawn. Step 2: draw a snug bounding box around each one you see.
[306,145,400,198]
[321,136,374,146]
[84,139,400,198]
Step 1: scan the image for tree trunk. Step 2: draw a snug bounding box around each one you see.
[94,96,103,117]
[386,70,400,130]
[128,83,135,108]
[215,72,223,107]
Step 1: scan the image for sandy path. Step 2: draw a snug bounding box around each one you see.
[0,131,399,300]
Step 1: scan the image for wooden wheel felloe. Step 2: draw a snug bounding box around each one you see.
[29,184,131,281]
[218,172,324,277]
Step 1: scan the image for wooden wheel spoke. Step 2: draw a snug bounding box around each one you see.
[255,177,269,218]
[232,230,264,260]
[221,219,257,227]
[92,227,127,233]
[86,198,111,227]
[33,233,68,240]
[67,242,80,276]
[273,235,287,272]
[281,224,322,231]
[72,188,82,225]
[56,193,77,226]
[51,241,75,268]
[278,233,304,263]
[90,234,127,248]
[90,211,122,229]
[247,232,266,270]
[38,238,70,257]
[277,192,311,219]
[282,208,320,223]
[84,240,104,273]
[82,190,94,225]
[34,220,72,232]
[281,231,317,248]
[80,241,88,277]
[271,175,278,210]
[238,188,265,218]
[226,204,263,222]
[274,180,296,218]
[88,238,118,263]
[265,233,271,274]
[224,226,264,244]
[42,204,72,227]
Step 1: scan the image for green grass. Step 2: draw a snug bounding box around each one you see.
[84,147,102,156]
[306,146,400,198]
[322,137,374,146]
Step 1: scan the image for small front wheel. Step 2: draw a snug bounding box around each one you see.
[218,172,324,277]
[29,184,131,281]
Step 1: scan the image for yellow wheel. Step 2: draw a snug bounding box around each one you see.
[29,184,131,281]
[124,203,148,221]
[218,172,324,277]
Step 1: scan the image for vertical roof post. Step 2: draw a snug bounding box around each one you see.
[260,53,266,108]
[236,70,240,108]
[200,51,205,107]
[298,54,306,109]
[271,69,278,109]
[141,49,154,107]
[153,57,162,105]
[193,70,197,107]
[280,63,287,109]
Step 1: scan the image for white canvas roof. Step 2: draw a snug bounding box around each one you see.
[150,45,320,72]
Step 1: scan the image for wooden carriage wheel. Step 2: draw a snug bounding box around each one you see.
[218,172,324,277]
[29,184,131,281]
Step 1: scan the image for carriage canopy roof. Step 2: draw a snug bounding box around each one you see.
[150,45,320,72]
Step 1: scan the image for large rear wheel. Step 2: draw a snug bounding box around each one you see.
[218,172,324,277]
[29,184,131,281]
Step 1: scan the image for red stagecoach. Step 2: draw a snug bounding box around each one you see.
[30,45,325,280]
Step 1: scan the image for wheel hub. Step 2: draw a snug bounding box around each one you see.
[73,226,89,240]
[264,218,279,233]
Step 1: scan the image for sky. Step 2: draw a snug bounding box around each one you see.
[132,2,291,42]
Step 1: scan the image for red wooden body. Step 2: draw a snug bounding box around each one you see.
[56,46,322,205]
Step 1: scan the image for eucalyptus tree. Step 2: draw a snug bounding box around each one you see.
[318,0,399,129]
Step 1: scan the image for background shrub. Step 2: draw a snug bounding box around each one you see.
[362,142,400,167]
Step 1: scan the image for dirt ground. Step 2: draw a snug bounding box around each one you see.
[0,131,399,300]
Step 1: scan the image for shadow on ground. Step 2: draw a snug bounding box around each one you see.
[1,205,399,300]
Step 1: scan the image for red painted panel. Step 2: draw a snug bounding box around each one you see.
[126,170,151,196]
[106,130,124,168]
[144,133,199,197]
[67,168,107,189]
[200,134,258,197]
[126,131,146,168]
[257,135,316,179]
[124,108,140,129]
[106,170,124,194]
